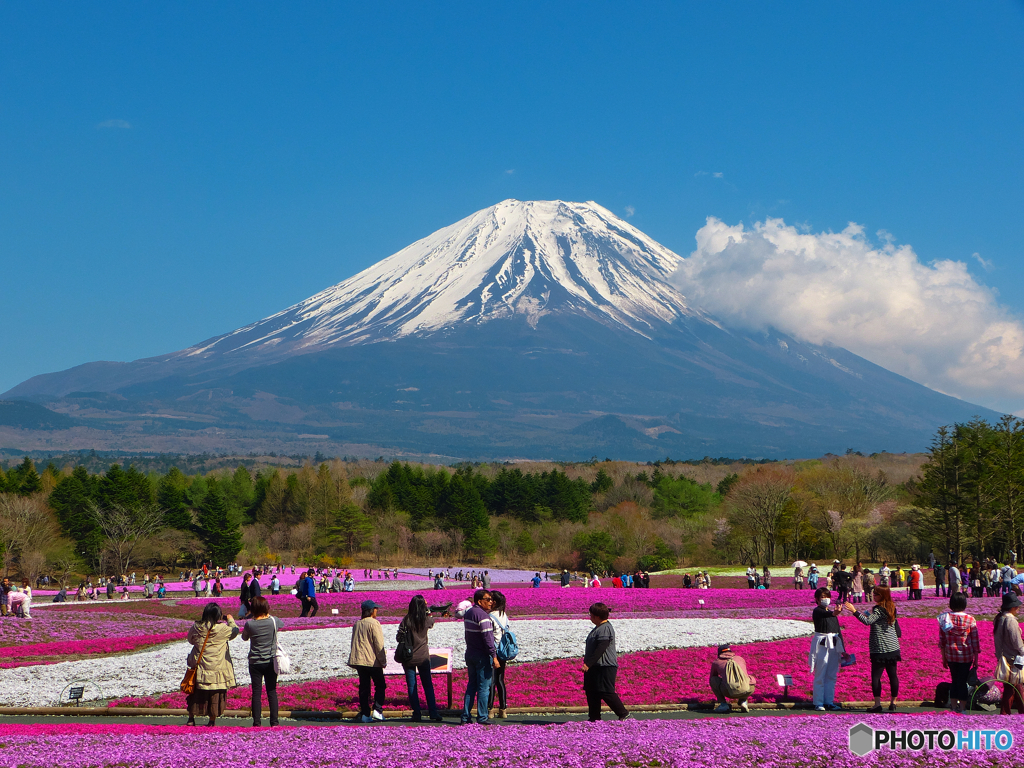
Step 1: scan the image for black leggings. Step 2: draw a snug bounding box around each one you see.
[871,659,899,698]
[948,661,972,701]
[249,661,279,725]
[490,659,507,709]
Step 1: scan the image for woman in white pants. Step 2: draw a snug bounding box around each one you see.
[809,587,844,711]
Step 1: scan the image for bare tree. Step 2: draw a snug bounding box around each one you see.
[726,466,796,565]
[0,494,59,577]
[90,501,165,576]
[19,550,46,585]
[799,463,895,561]
[50,553,80,589]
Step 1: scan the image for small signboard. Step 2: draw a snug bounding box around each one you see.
[383,647,453,676]
[383,647,454,708]
[68,686,85,706]
[776,674,793,687]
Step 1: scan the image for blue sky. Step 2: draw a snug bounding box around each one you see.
[1,3,1022,409]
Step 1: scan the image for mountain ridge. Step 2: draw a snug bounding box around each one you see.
[2,199,998,460]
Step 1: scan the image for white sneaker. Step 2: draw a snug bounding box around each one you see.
[739,701,750,712]
[371,710,385,721]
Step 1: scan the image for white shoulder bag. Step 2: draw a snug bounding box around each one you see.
[273,619,291,675]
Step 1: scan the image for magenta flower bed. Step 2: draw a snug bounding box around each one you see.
[0,715,1016,767]
[6,633,186,660]
[112,617,980,711]
[31,570,429,596]
[0,612,192,647]
[177,586,836,619]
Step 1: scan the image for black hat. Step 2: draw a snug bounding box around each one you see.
[717,643,730,654]
[1001,593,1022,612]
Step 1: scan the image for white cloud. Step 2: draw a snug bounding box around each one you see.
[504,169,515,175]
[625,205,635,218]
[96,119,132,129]
[671,217,1023,411]
[972,252,994,271]
[713,172,724,179]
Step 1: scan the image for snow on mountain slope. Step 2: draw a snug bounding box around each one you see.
[183,200,699,359]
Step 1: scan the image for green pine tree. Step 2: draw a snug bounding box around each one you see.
[196,485,242,566]
[11,457,41,496]
[49,466,104,563]
[157,468,193,530]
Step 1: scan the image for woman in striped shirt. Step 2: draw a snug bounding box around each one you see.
[938,592,980,712]
[844,586,901,712]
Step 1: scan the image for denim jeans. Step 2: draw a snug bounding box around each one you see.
[461,654,493,723]
[404,660,438,717]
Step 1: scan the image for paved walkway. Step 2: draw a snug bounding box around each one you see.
[0,705,1000,728]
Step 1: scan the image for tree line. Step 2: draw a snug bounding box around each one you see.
[0,456,728,581]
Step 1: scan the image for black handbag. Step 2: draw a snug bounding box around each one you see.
[394,619,414,664]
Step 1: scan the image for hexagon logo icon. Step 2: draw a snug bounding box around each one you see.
[849,722,875,756]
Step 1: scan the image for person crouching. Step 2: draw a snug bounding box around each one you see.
[709,643,755,713]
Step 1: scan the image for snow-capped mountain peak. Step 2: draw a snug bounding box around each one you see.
[185,200,695,358]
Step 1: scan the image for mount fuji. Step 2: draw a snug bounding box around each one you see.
[3,200,995,460]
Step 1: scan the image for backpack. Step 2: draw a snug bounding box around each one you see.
[721,658,751,698]
[394,619,415,665]
[496,616,519,661]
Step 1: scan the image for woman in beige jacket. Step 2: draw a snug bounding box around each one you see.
[994,592,1024,715]
[348,599,386,723]
[185,602,239,726]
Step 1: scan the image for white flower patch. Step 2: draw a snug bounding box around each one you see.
[0,618,810,707]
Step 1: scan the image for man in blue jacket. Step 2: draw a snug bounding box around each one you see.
[298,570,319,617]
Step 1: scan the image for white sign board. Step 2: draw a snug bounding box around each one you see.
[383,647,454,676]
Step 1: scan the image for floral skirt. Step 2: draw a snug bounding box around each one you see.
[187,689,227,718]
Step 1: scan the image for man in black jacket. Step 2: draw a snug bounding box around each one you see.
[934,563,946,597]
[239,573,253,619]
[832,565,853,605]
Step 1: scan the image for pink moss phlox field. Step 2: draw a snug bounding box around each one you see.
[0,612,192,647]
[30,570,430,596]
[111,617,994,710]
[0,715,1018,768]
[5,633,187,659]
[177,586,835,618]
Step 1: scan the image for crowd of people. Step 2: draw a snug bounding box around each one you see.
[12,550,1024,721]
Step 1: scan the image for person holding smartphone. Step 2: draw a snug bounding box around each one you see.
[810,587,845,711]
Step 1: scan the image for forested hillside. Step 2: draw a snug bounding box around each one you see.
[1,419,1021,583]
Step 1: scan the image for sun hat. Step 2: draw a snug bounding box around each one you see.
[1001,593,1022,612]
[360,599,382,612]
